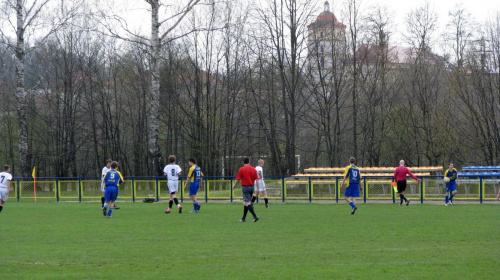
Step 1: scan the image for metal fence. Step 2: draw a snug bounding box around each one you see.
[8,176,500,203]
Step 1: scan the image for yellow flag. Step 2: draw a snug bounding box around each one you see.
[32,166,36,178]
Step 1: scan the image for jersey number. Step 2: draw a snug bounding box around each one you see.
[110,173,115,179]
[171,169,175,176]
[196,171,201,177]
[0,175,4,183]
[352,171,358,178]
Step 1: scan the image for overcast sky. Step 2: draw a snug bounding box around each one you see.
[330,0,499,46]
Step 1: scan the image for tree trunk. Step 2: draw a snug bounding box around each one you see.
[148,0,164,175]
[15,0,31,177]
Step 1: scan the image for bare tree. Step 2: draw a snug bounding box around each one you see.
[0,0,80,176]
[257,0,315,175]
[96,0,201,175]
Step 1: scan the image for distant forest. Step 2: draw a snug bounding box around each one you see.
[0,0,498,177]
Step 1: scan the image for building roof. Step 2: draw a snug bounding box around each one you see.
[308,1,346,30]
[356,44,441,65]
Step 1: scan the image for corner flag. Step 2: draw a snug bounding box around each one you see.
[391,181,398,193]
[32,166,37,202]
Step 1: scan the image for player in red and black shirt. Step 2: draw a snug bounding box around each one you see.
[232,157,260,222]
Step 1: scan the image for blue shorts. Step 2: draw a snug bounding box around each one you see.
[189,181,200,196]
[104,186,118,202]
[345,184,360,198]
[446,181,457,192]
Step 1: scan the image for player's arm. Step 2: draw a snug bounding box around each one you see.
[407,169,420,181]
[341,166,349,187]
[102,170,109,186]
[184,167,193,190]
[232,179,241,190]
[118,171,124,185]
[255,170,260,194]
[6,179,10,195]
[199,171,204,191]
[359,171,363,191]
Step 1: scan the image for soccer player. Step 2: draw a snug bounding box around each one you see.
[0,165,13,213]
[393,160,421,206]
[101,160,117,209]
[184,159,203,213]
[444,162,459,206]
[163,155,182,214]
[251,159,269,208]
[102,161,124,218]
[341,157,362,215]
[232,157,259,222]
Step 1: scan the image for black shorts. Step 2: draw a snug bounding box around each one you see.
[397,180,407,193]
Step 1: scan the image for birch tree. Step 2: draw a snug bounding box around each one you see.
[97,0,200,175]
[0,0,80,176]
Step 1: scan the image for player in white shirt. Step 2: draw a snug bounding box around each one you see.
[0,165,13,213]
[251,159,269,208]
[163,155,182,214]
[101,160,116,208]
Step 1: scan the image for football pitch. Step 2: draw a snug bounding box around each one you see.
[1,202,498,279]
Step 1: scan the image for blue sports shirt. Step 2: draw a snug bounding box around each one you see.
[103,170,124,187]
[343,165,361,187]
[444,168,458,182]
[187,165,203,182]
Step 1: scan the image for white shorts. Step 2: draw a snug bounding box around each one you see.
[101,182,106,192]
[254,180,266,192]
[0,189,8,202]
[168,181,179,194]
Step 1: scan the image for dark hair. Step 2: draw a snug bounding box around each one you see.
[349,157,356,164]
[243,157,250,164]
[106,159,112,164]
[4,165,9,171]
[111,161,119,169]
[189,158,196,164]
[169,155,176,163]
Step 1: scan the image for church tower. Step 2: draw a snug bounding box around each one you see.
[307,1,346,72]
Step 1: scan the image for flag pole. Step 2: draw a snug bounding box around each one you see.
[32,166,37,203]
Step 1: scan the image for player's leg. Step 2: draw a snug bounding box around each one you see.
[262,190,269,208]
[0,198,5,213]
[166,193,174,213]
[101,190,105,208]
[190,182,201,212]
[172,193,182,213]
[106,200,114,217]
[445,190,450,205]
[243,187,258,222]
[449,183,457,203]
[107,187,118,217]
[103,188,110,216]
[189,186,199,213]
[398,181,408,205]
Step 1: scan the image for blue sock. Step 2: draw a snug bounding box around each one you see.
[445,196,449,203]
[193,203,197,211]
[107,209,113,216]
[196,202,200,210]
[450,194,454,201]
[349,202,356,208]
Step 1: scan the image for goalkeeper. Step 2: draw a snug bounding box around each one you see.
[444,163,459,206]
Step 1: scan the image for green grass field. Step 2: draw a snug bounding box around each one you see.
[1,201,499,279]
